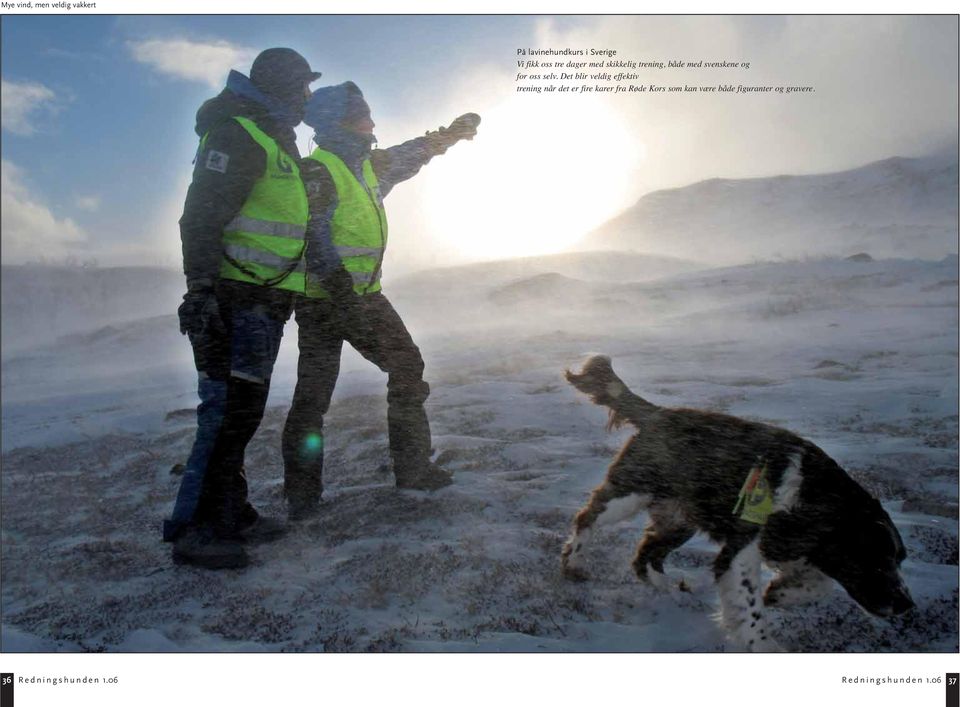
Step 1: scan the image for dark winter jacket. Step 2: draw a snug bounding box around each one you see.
[179,71,303,289]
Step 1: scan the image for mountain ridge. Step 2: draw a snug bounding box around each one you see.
[579,152,959,264]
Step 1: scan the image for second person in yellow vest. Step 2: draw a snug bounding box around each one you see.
[282,81,479,519]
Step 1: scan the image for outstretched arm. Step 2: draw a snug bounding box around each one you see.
[371,113,480,196]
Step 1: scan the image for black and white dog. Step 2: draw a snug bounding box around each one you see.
[561,355,914,651]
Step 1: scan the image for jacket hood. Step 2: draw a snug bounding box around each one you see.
[194,70,303,138]
[304,82,376,167]
[194,90,258,138]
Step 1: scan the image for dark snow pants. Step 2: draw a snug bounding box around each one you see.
[164,281,293,541]
[282,292,432,507]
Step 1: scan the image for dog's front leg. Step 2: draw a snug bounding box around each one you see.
[562,485,649,581]
[715,536,783,652]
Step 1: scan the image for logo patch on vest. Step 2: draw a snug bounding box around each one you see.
[205,150,229,174]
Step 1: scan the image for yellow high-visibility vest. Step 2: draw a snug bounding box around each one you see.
[208,116,308,292]
[304,148,388,298]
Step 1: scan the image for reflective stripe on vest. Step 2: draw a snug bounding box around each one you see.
[304,149,387,298]
[208,116,308,292]
[223,243,307,273]
[336,246,385,258]
[224,214,306,240]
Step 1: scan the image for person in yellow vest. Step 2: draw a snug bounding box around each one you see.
[282,82,479,519]
[165,49,321,568]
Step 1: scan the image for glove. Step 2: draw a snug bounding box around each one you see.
[316,266,372,337]
[447,113,480,141]
[320,265,358,303]
[177,287,226,338]
[320,266,364,320]
[424,113,481,155]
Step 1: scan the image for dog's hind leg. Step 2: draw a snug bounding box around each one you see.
[715,535,783,652]
[632,501,695,591]
[561,483,650,581]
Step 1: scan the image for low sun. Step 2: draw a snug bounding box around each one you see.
[419,95,643,263]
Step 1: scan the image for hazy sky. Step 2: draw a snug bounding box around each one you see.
[1,15,956,273]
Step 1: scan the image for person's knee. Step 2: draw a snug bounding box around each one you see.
[283,407,326,453]
[388,378,430,405]
[389,345,425,380]
[223,377,270,437]
[230,303,287,384]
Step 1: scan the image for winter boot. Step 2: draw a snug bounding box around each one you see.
[236,503,287,544]
[288,499,323,523]
[172,525,248,570]
[395,462,453,491]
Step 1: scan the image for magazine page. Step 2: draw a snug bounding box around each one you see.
[1,3,957,705]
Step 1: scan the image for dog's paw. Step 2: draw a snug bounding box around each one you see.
[636,567,697,593]
[642,569,672,592]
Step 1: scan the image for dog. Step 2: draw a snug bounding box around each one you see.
[560,354,914,651]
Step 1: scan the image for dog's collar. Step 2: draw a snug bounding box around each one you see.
[733,458,774,525]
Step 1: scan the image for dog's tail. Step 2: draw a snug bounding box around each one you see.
[565,355,658,431]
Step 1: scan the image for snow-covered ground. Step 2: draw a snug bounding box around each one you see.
[1,252,957,652]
